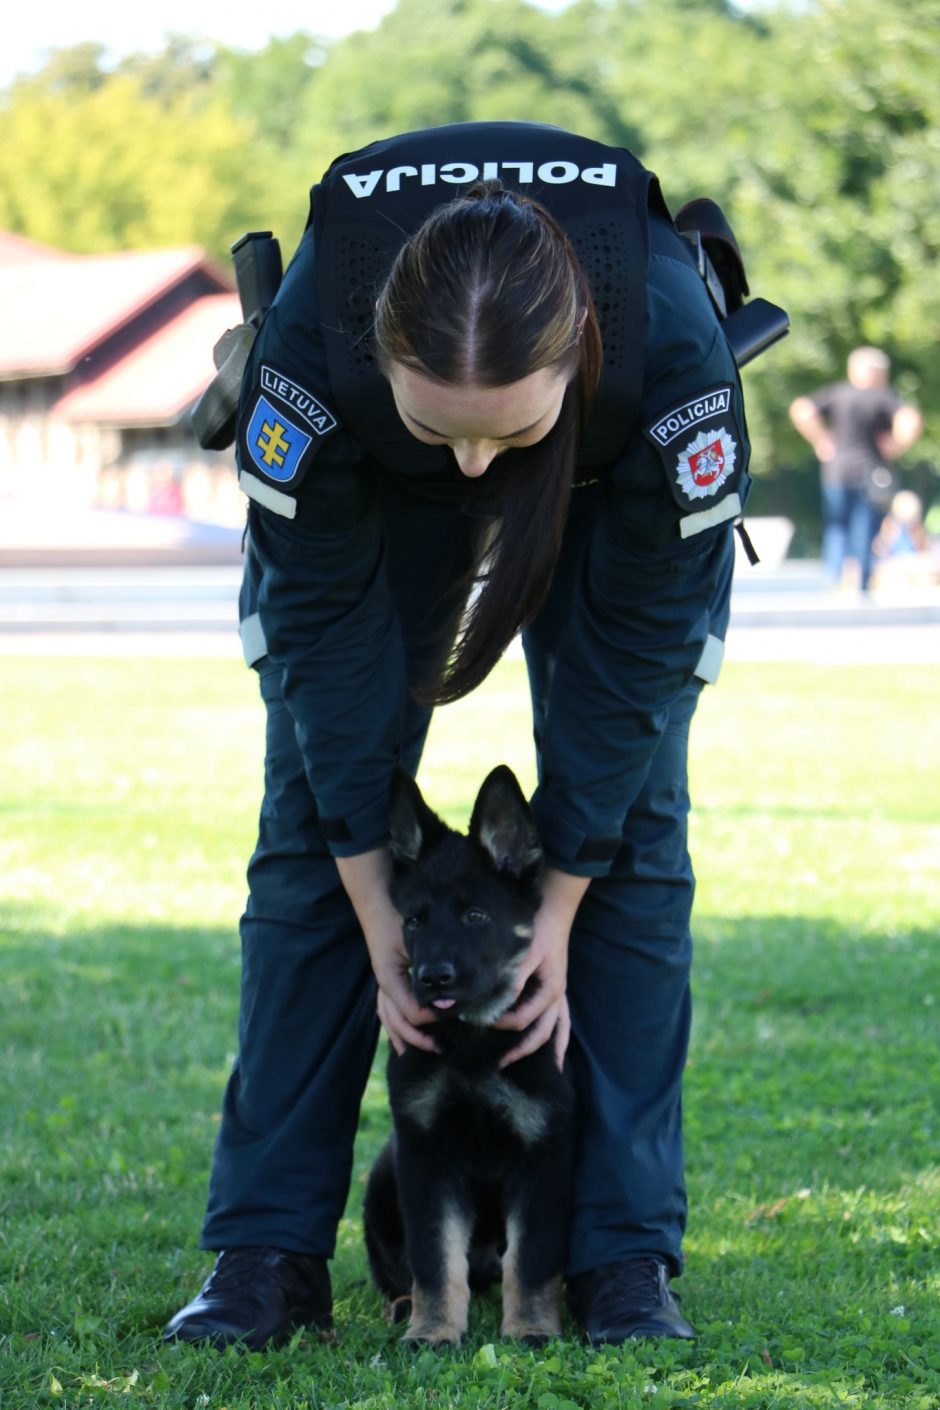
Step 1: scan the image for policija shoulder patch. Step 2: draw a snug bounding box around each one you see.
[243,364,338,487]
[643,384,743,535]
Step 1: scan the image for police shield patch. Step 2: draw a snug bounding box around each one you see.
[675,426,737,502]
[644,383,743,516]
[246,395,312,483]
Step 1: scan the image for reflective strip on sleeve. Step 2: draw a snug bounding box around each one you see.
[238,611,268,667]
[679,492,741,539]
[694,633,725,685]
[238,469,298,520]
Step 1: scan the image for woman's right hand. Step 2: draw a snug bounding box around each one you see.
[368,915,439,1056]
[335,849,439,1056]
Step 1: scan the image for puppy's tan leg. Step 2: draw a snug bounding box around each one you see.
[404,1203,472,1346]
[500,1211,564,1343]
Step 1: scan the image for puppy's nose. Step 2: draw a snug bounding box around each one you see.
[416,961,457,992]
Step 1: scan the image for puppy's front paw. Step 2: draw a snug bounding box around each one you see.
[401,1319,462,1349]
[501,1274,563,1343]
[403,1284,468,1347]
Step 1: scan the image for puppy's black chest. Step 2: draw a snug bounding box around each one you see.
[390,1043,568,1158]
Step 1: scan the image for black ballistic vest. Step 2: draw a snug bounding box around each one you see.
[308,122,667,483]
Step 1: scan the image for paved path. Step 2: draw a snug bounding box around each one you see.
[1,559,938,663]
[1,502,939,666]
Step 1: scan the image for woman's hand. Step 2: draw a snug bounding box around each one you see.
[335,849,438,1056]
[494,867,590,1070]
[371,922,439,1056]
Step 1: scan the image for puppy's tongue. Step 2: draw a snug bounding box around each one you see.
[432,998,456,1009]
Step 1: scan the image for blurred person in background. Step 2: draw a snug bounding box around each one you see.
[789,346,923,592]
[872,488,939,589]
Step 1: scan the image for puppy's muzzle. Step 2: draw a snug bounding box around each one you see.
[415,961,460,1010]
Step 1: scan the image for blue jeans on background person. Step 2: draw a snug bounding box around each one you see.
[821,482,880,590]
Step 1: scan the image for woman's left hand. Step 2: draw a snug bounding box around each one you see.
[494,867,590,1070]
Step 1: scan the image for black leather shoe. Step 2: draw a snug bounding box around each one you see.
[163,1247,332,1350]
[567,1257,695,1343]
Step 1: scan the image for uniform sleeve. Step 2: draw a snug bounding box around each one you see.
[530,239,750,876]
[236,229,407,857]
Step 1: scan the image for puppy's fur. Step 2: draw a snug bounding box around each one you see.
[363,766,574,1345]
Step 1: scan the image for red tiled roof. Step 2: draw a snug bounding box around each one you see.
[53,292,242,428]
[0,244,232,377]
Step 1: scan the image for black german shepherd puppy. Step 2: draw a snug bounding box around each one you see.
[363,766,574,1346]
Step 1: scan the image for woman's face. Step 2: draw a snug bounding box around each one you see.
[387,363,568,478]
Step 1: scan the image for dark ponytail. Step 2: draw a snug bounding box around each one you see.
[375,182,602,705]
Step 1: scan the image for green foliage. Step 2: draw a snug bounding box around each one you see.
[1,651,938,1406]
[293,0,626,177]
[217,32,327,149]
[115,34,223,101]
[0,65,264,255]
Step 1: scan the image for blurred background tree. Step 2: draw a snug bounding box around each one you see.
[0,46,263,255]
[1,0,936,541]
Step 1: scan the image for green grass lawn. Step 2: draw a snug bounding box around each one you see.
[1,650,938,1409]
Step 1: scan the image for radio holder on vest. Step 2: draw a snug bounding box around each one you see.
[675,197,789,367]
[191,231,283,452]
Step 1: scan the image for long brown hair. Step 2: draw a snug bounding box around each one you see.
[374,181,602,705]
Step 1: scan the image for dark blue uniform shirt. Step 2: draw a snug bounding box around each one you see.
[235,145,750,877]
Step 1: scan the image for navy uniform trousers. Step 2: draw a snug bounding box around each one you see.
[202,470,723,1281]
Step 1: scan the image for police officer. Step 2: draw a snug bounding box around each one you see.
[165,121,751,1350]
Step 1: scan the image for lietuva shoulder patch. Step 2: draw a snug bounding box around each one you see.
[240,362,339,501]
[643,383,744,537]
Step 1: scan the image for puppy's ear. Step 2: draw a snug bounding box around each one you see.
[470,766,543,880]
[388,767,447,863]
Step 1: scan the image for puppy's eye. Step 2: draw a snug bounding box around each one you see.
[463,908,490,926]
[404,914,425,931]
